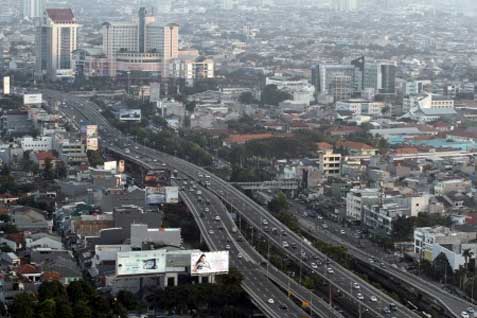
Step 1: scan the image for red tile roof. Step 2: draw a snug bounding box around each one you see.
[225,133,274,144]
[46,8,75,23]
[41,271,62,282]
[17,264,41,275]
[316,142,333,150]
[35,151,56,161]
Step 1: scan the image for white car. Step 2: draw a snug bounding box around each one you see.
[356,293,364,300]
[238,253,243,259]
[353,283,360,289]
[215,216,221,221]
[461,311,470,318]
[225,244,231,250]
[208,230,214,235]
[370,296,378,302]
[282,241,289,248]
[267,298,275,304]
[311,262,318,269]
[340,229,346,235]
[327,267,334,274]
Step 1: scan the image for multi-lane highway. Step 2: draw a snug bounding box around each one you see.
[42,89,466,318]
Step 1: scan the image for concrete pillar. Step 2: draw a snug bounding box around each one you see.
[164,273,178,287]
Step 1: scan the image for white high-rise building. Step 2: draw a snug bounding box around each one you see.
[36,8,79,80]
[334,0,359,11]
[23,0,45,19]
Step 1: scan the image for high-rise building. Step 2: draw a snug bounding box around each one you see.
[311,64,355,102]
[352,56,396,95]
[380,63,397,94]
[23,0,45,20]
[36,8,79,80]
[334,0,359,11]
[101,8,179,78]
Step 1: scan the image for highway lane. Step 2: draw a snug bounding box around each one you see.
[180,189,308,318]
[44,91,426,318]
[293,207,475,317]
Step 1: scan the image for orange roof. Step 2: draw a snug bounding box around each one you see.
[6,232,24,245]
[41,271,62,282]
[35,151,56,161]
[336,141,374,150]
[316,142,333,150]
[225,133,274,144]
[17,264,41,275]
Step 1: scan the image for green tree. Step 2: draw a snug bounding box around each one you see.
[87,150,104,167]
[55,300,73,318]
[73,301,92,318]
[43,158,54,179]
[116,290,141,311]
[10,293,35,318]
[67,280,95,304]
[261,84,292,106]
[38,281,67,302]
[37,299,56,318]
[391,215,414,241]
[268,192,289,213]
[238,91,257,104]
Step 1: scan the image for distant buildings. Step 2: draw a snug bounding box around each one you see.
[23,0,45,20]
[312,56,397,102]
[35,8,79,80]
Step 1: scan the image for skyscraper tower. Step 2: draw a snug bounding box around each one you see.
[23,0,45,20]
[36,8,79,80]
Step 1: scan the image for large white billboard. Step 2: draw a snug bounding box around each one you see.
[3,76,10,96]
[86,138,98,151]
[116,250,167,276]
[23,94,42,105]
[86,125,98,138]
[165,186,179,204]
[191,251,229,276]
[145,187,165,205]
[119,109,142,122]
[104,161,117,172]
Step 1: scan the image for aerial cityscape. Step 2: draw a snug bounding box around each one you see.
[1,0,477,317]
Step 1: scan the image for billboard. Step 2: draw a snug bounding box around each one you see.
[116,250,167,276]
[145,187,165,205]
[150,82,161,102]
[118,160,125,173]
[191,251,229,276]
[119,109,142,122]
[86,138,98,151]
[3,76,10,96]
[165,186,179,204]
[86,125,98,138]
[104,161,117,172]
[24,94,42,105]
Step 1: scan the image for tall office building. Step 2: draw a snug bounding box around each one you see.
[334,0,359,11]
[380,63,397,94]
[36,8,79,80]
[101,8,179,77]
[352,56,396,94]
[311,64,355,102]
[23,0,45,20]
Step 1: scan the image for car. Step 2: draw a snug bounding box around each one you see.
[466,307,475,314]
[353,282,360,289]
[208,230,214,235]
[389,303,397,311]
[264,226,270,232]
[282,241,289,248]
[204,207,210,213]
[291,242,298,249]
[340,229,345,234]
[311,262,318,269]
[232,227,238,233]
[369,258,375,264]
[262,219,268,225]
[356,293,364,300]
[153,159,158,162]
[267,298,274,304]
[322,224,328,229]
[279,304,288,310]
[215,216,221,221]
[370,296,378,302]
[383,308,391,314]
[380,262,386,268]
[461,311,470,318]
[225,244,230,250]
[238,253,243,259]
[327,267,334,274]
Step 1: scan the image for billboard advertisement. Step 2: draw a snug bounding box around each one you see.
[104,161,117,172]
[116,250,167,276]
[3,76,10,96]
[191,251,229,276]
[119,109,142,122]
[86,138,98,151]
[165,186,179,204]
[118,160,125,173]
[150,82,161,102]
[86,125,98,138]
[145,187,165,205]
[23,94,42,105]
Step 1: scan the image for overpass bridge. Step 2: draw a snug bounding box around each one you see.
[46,89,474,318]
[231,179,300,191]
